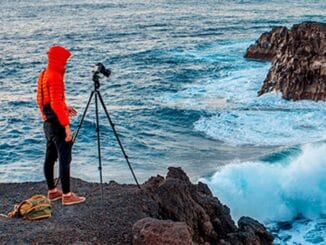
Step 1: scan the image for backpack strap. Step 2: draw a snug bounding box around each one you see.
[0,213,9,218]
[7,202,23,218]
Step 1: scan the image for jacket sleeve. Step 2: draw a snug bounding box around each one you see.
[48,74,70,126]
[36,71,46,120]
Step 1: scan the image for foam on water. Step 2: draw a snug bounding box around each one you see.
[159,40,326,146]
[194,107,326,146]
[270,216,326,244]
[201,142,326,244]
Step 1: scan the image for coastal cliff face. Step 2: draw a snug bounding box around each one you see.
[0,167,273,244]
[245,22,326,101]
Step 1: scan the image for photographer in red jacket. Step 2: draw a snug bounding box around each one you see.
[36,45,85,206]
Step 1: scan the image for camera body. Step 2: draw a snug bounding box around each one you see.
[93,63,111,77]
[92,63,111,88]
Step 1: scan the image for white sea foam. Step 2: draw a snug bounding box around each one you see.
[202,142,326,222]
[271,217,326,244]
[158,40,326,147]
[194,108,326,146]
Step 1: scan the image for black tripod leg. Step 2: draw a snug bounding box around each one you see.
[73,91,95,145]
[97,92,141,189]
[95,92,104,201]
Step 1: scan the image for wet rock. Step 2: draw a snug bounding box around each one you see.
[238,217,274,244]
[132,217,193,245]
[245,22,326,101]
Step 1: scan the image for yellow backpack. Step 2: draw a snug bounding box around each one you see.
[7,195,52,220]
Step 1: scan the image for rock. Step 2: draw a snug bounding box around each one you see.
[245,21,326,101]
[132,217,193,245]
[140,167,273,244]
[244,26,289,61]
[238,217,274,244]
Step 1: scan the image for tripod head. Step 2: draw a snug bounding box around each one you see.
[92,63,111,89]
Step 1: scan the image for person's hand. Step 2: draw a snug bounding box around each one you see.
[68,107,77,117]
[65,125,73,142]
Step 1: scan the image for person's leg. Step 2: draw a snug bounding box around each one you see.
[43,121,63,201]
[43,122,58,190]
[52,121,85,205]
[43,139,58,190]
[55,136,85,205]
[50,121,71,194]
[55,138,72,194]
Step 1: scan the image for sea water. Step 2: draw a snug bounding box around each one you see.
[0,0,325,244]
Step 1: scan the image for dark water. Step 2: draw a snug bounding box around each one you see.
[1,1,325,243]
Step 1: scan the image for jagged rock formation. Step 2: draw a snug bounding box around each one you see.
[245,22,326,101]
[244,26,289,61]
[133,167,273,244]
[0,167,273,244]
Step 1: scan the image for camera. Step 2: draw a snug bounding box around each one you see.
[93,63,111,78]
[92,63,111,87]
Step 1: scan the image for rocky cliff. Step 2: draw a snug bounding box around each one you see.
[245,22,326,101]
[0,167,273,244]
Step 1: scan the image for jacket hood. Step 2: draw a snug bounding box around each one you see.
[47,45,71,73]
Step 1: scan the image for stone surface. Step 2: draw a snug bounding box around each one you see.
[237,217,274,245]
[244,26,289,61]
[132,217,193,245]
[245,22,326,101]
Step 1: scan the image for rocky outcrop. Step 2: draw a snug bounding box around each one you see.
[0,167,273,244]
[244,26,289,61]
[136,167,273,244]
[245,22,326,101]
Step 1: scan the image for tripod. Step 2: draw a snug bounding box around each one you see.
[72,65,140,201]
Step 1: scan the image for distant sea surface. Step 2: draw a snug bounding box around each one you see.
[0,0,325,244]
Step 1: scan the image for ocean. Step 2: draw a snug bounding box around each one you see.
[0,0,325,244]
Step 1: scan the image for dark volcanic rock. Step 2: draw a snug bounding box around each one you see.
[140,167,272,244]
[132,217,193,245]
[237,217,274,245]
[245,22,326,101]
[143,167,235,243]
[0,167,273,244]
[244,26,289,61]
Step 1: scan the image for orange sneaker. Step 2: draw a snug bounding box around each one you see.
[48,188,63,202]
[62,192,86,206]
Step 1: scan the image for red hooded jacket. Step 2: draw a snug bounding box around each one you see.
[36,46,71,126]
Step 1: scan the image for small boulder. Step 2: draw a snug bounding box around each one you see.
[132,217,193,245]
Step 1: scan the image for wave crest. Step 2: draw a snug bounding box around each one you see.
[202,142,326,223]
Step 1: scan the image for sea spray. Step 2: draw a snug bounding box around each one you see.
[202,142,326,222]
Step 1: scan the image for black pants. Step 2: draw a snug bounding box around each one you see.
[43,120,72,194]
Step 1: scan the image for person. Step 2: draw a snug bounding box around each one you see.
[36,45,86,206]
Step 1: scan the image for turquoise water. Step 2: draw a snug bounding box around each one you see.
[0,0,325,243]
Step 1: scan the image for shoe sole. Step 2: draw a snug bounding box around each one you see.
[62,198,86,206]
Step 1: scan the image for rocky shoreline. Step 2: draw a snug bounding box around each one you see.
[245,22,326,101]
[0,167,273,244]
